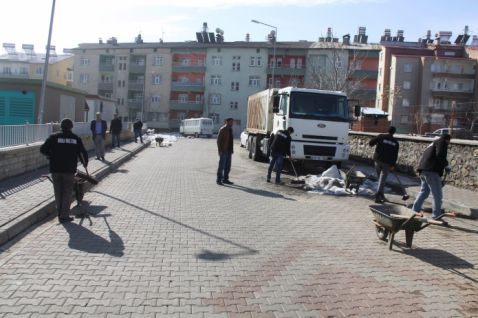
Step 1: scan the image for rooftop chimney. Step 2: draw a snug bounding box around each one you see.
[343,34,350,45]
[245,33,250,42]
[354,26,368,44]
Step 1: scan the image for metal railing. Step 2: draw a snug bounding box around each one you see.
[0,124,53,148]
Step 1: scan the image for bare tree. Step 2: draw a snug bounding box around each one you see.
[305,43,370,99]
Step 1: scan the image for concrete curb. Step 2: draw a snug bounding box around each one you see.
[0,141,150,247]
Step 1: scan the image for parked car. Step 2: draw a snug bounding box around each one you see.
[425,128,473,140]
[240,130,249,148]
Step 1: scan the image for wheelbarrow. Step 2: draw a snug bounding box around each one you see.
[370,204,446,250]
[340,166,367,193]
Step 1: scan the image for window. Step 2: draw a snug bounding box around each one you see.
[179,94,188,103]
[118,80,121,87]
[290,58,296,69]
[151,95,161,103]
[276,58,282,67]
[80,73,89,83]
[36,66,43,75]
[257,56,262,66]
[181,58,191,66]
[153,56,164,66]
[210,75,222,85]
[153,74,161,85]
[404,63,412,73]
[212,56,222,66]
[233,56,241,60]
[20,67,28,75]
[232,62,240,71]
[297,58,303,69]
[210,94,221,105]
[403,81,411,90]
[195,95,202,103]
[400,115,410,124]
[249,76,260,87]
[250,56,255,66]
[231,82,239,91]
[402,98,410,107]
[230,101,238,109]
[80,58,90,65]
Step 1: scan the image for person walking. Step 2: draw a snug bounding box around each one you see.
[216,118,234,185]
[133,118,144,143]
[267,127,294,185]
[110,114,122,148]
[369,126,399,203]
[412,134,451,222]
[40,118,88,223]
[90,112,107,160]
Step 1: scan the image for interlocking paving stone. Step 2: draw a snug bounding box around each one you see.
[0,138,477,317]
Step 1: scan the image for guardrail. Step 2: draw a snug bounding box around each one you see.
[0,124,53,148]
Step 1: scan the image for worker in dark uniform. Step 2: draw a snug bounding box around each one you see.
[267,127,294,185]
[369,126,399,203]
[40,118,88,223]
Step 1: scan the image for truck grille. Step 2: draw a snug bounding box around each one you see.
[304,145,336,157]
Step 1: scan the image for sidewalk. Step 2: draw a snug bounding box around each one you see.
[0,141,150,246]
[347,160,478,219]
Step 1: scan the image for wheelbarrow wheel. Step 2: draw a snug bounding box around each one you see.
[375,225,389,241]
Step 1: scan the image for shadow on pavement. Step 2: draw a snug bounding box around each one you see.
[63,222,124,257]
[402,248,476,283]
[66,203,124,257]
[196,249,256,261]
[92,190,258,259]
[0,169,49,199]
[225,184,296,201]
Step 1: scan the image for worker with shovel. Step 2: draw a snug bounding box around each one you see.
[369,126,399,203]
[267,127,294,185]
[40,118,89,223]
[412,134,452,223]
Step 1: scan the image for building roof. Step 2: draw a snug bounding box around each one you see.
[0,52,73,64]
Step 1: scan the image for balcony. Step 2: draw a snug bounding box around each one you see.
[267,64,306,76]
[171,81,205,92]
[170,100,203,112]
[350,70,378,80]
[430,88,473,98]
[432,71,475,79]
[98,82,113,91]
[99,64,114,72]
[127,99,143,110]
[129,63,146,73]
[172,62,206,73]
[128,81,144,91]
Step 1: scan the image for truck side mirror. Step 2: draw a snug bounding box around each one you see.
[272,95,280,113]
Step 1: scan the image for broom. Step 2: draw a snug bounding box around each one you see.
[289,157,305,184]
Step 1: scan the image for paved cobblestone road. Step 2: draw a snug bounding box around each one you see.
[1,138,477,317]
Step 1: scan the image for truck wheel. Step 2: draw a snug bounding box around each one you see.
[248,136,254,159]
[251,137,257,160]
[194,132,199,138]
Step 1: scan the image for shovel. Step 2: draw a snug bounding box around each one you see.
[289,157,305,184]
[392,171,409,201]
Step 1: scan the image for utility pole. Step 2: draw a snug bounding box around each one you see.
[37,0,56,124]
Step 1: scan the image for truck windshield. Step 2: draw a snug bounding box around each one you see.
[289,92,348,122]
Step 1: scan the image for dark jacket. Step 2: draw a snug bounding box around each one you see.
[417,136,449,176]
[217,125,234,154]
[270,129,292,156]
[369,133,399,165]
[40,131,88,173]
[133,120,143,131]
[110,118,122,134]
[90,119,107,139]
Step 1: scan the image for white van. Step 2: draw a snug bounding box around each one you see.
[179,118,214,138]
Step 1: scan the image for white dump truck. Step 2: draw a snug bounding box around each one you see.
[245,87,350,166]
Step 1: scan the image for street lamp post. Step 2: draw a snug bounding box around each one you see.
[38,0,56,124]
[251,19,277,88]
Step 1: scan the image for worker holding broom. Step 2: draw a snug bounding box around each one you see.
[40,118,88,223]
[369,126,399,203]
[267,127,294,185]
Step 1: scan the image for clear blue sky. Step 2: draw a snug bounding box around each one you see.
[2,0,478,53]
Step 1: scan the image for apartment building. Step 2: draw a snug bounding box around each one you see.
[0,43,73,86]
[70,27,381,134]
[377,29,477,133]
